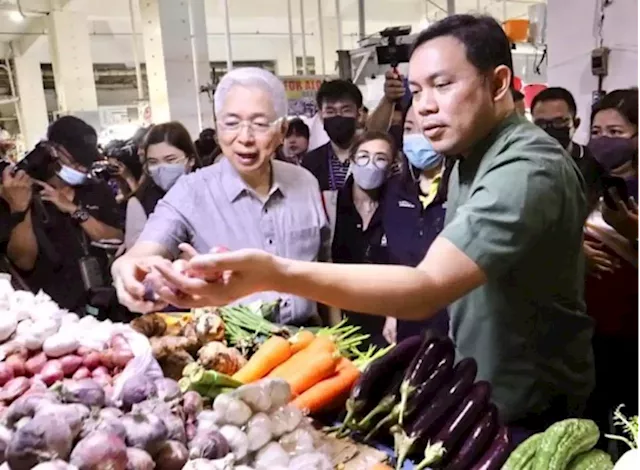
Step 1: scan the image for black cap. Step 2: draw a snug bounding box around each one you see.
[47,116,100,168]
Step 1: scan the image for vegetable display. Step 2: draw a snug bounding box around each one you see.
[334,332,513,470]
[606,405,638,470]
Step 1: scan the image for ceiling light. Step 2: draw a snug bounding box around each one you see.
[9,11,25,23]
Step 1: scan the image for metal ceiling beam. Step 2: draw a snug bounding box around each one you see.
[9,0,74,56]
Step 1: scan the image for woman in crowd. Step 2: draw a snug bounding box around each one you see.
[331,130,397,346]
[124,121,201,249]
[276,118,310,165]
[383,104,452,341]
[583,88,638,442]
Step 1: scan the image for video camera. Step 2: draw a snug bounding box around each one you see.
[103,138,137,163]
[376,26,412,68]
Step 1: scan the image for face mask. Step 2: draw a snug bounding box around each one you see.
[403,133,443,170]
[351,163,387,190]
[57,165,88,186]
[588,137,637,172]
[323,116,357,148]
[149,163,187,191]
[544,127,572,149]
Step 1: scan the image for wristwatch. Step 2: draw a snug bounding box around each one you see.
[71,207,91,223]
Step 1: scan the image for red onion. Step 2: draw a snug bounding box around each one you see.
[125,448,155,470]
[182,391,203,421]
[59,379,105,407]
[112,350,134,369]
[155,378,181,402]
[70,432,128,470]
[0,363,15,386]
[121,376,158,410]
[59,355,83,376]
[119,412,168,453]
[3,393,57,427]
[25,352,48,377]
[0,377,30,403]
[5,355,26,377]
[39,360,64,386]
[5,413,73,470]
[154,441,188,470]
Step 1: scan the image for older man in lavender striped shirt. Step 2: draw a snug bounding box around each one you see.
[111,68,331,325]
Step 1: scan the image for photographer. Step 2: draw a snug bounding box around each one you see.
[0,116,123,312]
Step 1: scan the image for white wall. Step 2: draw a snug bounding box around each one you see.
[547,0,638,144]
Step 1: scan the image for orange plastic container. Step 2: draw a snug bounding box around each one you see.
[503,19,529,43]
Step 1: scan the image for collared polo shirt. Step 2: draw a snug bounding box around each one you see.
[138,157,331,324]
[441,113,594,423]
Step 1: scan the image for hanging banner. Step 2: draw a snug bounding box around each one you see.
[280,76,329,118]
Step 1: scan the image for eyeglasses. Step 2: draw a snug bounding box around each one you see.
[354,152,391,170]
[534,117,572,130]
[218,117,281,135]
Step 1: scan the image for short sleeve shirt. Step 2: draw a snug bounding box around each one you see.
[441,113,595,423]
[137,158,331,325]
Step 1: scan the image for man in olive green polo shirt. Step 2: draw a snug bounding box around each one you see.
[147,15,595,431]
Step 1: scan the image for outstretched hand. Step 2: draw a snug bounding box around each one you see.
[154,244,278,308]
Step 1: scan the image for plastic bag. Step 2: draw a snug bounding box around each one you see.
[111,334,162,403]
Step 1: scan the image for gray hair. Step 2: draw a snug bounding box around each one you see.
[213,67,288,119]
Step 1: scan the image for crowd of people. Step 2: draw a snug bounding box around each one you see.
[0,13,637,451]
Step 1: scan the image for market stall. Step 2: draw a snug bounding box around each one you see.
[0,277,636,470]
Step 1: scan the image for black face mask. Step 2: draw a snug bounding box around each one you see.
[545,127,572,149]
[323,116,357,149]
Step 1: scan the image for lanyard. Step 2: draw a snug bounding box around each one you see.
[327,147,351,191]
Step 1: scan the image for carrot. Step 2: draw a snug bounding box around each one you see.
[289,329,315,354]
[287,350,340,395]
[292,357,361,414]
[305,335,337,354]
[232,336,292,383]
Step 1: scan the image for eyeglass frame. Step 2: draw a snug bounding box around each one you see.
[217,115,284,136]
[353,151,392,170]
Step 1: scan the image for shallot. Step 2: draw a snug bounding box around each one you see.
[72,367,91,380]
[39,360,64,386]
[60,355,83,376]
[5,355,26,377]
[182,391,203,420]
[25,352,48,376]
[0,363,14,386]
[82,352,102,370]
[0,377,30,402]
[153,440,189,470]
[69,432,128,470]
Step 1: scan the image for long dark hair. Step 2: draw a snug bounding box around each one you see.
[142,121,202,169]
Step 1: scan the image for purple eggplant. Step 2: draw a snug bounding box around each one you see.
[340,336,422,434]
[358,368,405,434]
[363,351,455,442]
[392,358,477,470]
[398,333,454,426]
[469,425,512,470]
[446,405,499,470]
[413,381,492,469]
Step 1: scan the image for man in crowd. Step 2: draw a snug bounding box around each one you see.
[278,118,309,165]
[302,79,364,191]
[150,15,594,439]
[0,116,123,313]
[111,67,330,326]
[531,87,604,208]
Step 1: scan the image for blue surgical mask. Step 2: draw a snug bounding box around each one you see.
[149,163,187,191]
[403,133,443,170]
[351,163,387,190]
[57,165,88,186]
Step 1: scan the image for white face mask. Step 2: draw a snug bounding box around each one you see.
[57,165,88,186]
[351,163,387,190]
[149,163,187,191]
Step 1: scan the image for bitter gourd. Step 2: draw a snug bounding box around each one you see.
[503,432,543,470]
[533,419,600,470]
[567,449,614,470]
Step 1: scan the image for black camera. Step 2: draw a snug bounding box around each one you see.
[0,143,56,181]
[89,160,121,181]
[103,139,137,162]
